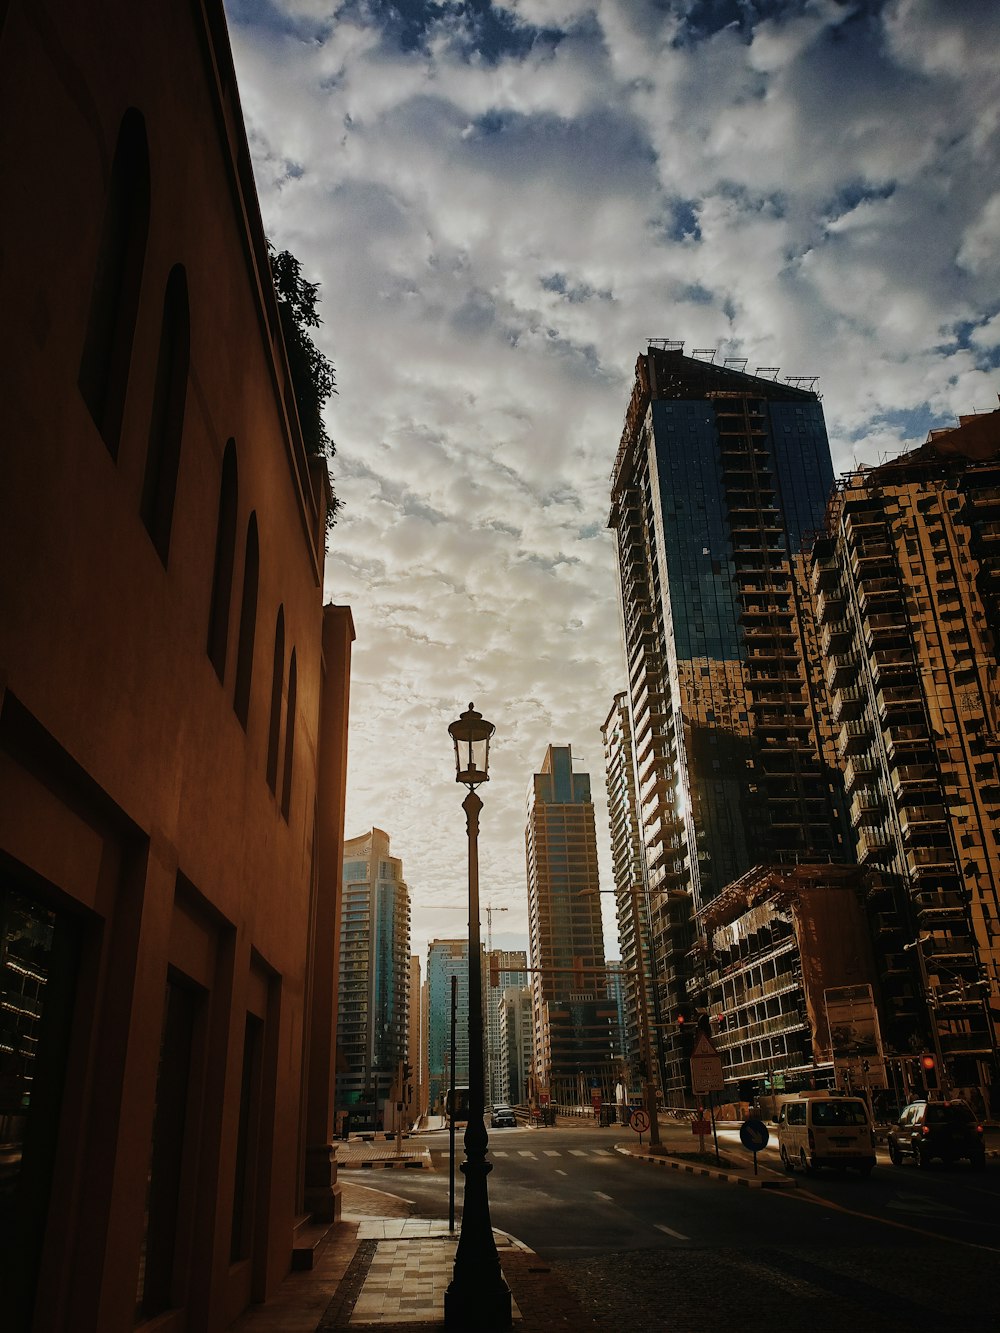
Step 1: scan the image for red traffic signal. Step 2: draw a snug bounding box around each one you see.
[920,1054,936,1071]
[920,1053,938,1090]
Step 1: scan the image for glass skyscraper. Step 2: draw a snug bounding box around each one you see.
[609,343,850,1100]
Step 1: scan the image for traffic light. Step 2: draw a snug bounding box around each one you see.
[675,1008,687,1028]
[920,1053,938,1092]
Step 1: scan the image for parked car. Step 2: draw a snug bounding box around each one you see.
[777,1092,876,1176]
[887,1099,985,1170]
[490,1105,517,1128]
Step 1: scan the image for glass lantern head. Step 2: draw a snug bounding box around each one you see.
[449,702,495,787]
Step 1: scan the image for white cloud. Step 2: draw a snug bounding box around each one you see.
[225,0,1000,962]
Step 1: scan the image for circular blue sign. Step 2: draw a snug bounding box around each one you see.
[739,1117,770,1151]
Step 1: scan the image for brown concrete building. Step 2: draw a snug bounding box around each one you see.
[811,409,1000,1109]
[0,2,353,1329]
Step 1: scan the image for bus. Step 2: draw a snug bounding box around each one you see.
[445,1085,470,1125]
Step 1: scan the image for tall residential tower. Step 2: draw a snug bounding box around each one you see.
[812,409,1000,1108]
[609,343,851,1100]
[336,829,411,1128]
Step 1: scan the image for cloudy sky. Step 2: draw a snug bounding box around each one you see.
[225,0,1000,963]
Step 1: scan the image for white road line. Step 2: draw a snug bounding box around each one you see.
[655,1223,690,1241]
[518,1150,536,1158]
[555,1169,567,1176]
[491,1151,508,1158]
[594,1191,614,1202]
[569,1149,588,1156]
[590,1148,612,1155]
[543,1150,561,1157]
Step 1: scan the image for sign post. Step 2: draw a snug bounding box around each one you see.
[630,1106,650,1146]
[689,1030,724,1164]
[739,1117,770,1175]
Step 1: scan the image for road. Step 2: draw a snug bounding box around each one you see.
[368,1122,1000,1331]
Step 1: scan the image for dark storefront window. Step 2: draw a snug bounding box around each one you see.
[0,882,79,1331]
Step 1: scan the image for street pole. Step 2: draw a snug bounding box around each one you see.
[445,705,511,1331]
[449,973,457,1232]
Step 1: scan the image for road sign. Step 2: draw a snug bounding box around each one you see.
[691,1030,720,1058]
[689,1029,724,1093]
[739,1118,769,1152]
[691,1119,711,1136]
[630,1108,650,1134]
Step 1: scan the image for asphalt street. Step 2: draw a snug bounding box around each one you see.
[375,1123,1000,1330]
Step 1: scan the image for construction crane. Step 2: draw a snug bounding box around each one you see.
[423,903,508,949]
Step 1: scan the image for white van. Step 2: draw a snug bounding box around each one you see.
[777,1092,876,1177]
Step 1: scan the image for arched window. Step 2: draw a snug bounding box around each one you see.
[233,514,259,729]
[78,108,150,456]
[207,441,238,681]
[266,607,285,793]
[281,650,297,820]
[141,265,190,563]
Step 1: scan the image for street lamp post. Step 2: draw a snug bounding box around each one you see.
[444,704,512,1331]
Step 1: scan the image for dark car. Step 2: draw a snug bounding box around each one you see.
[887,1099,985,1169]
[490,1106,517,1128]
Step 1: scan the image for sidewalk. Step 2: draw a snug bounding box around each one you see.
[231,1115,783,1331]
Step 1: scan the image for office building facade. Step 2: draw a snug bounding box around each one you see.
[812,410,1000,1109]
[525,745,613,1103]
[608,343,852,1101]
[335,830,411,1129]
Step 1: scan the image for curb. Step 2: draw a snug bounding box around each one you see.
[615,1143,795,1189]
[339,1153,431,1171]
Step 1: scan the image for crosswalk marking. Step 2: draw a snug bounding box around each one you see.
[518,1150,536,1158]
[543,1150,561,1157]
[569,1149,588,1157]
[491,1151,509,1157]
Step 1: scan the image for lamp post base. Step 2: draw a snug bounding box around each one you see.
[444,1158,512,1330]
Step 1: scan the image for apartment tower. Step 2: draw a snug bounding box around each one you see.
[608,343,851,1100]
[812,409,1000,1109]
[336,830,411,1129]
[525,745,612,1104]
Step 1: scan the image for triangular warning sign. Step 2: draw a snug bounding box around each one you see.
[691,1030,720,1058]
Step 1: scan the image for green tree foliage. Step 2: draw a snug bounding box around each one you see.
[268,242,340,523]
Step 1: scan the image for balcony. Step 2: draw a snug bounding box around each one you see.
[876,684,923,719]
[815,588,845,624]
[914,890,968,922]
[890,763,938,798]
[857,826,892,861]
[825,653,858,690]
[863,610,907,648]
[837,718,872,758]
[899,804,948,839]
[921,934,975,959]
[843,755,875,791]
[850,788,886,826]
[831,684,865,723]
[870,647,915,682]
[820,620,851,656]
[885,724,932,763]
[905,845,955,877]
[811,556,840,595]
[858,578,902,614]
